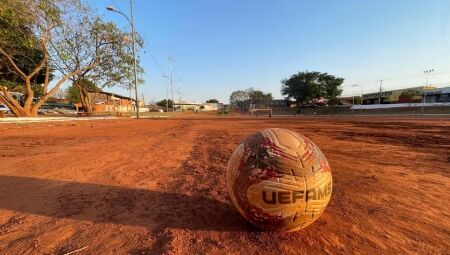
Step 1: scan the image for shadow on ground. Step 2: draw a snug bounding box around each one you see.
[0,175,249,232]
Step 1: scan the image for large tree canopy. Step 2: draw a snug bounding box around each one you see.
[281,71,344,106]
[0,0,54,105]
[0,0,144,117]
[52,12,145,115]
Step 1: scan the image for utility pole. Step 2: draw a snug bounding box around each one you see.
[169,56,174,112]
[165,86,169,112]
[129,82,133,113]
[106,1,140,119]
[163,56,175,112]
[378,80,383,104]
[129,0,139,118]
[422,69,434,114]
[177,79,182,109]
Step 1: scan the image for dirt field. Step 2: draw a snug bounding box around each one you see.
[0,116,449,254]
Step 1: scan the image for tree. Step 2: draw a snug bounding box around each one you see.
[400,89,421,108]
[206,98,219,103]
[156,99,173,110]
[66,79,99,104]
[51,10,144,116]
[0,0,44,94]
[229,90,250,111]
[0,0,143,117]
[247,87,273,106]
[281,71,344,107]
[0,48,53,99]
[319,74,344,106]
[0,0,86,116]
[229,88,273,111]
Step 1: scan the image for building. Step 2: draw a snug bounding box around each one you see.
[361,86,450,105]
[338,96,361,106]
[268,99,288,107]
[174,101,201,111]
[76,91,147,113]
[424,87,450,103]
[362,86,431,105]
[201,103,224,111]
[173,100,224,111]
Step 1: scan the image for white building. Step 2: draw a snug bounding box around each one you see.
[174,100,224,111]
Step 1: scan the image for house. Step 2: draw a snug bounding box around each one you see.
[75,91,147,113]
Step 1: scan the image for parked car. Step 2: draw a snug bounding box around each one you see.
[0,104,10,113]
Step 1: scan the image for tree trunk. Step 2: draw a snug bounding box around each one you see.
[0,87,36,117]
[75,82,94,116]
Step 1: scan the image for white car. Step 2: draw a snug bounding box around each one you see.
[0,104,10,113]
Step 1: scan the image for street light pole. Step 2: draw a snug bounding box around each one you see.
[130,0,140,119]
[106,1,140,119]
[422,69,434,114]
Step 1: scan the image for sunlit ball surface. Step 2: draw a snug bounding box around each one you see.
[227,128,333,232]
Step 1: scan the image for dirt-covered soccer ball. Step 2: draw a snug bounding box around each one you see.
[226,128,333,232]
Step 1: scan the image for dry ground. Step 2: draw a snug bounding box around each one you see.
[0,116,449,254]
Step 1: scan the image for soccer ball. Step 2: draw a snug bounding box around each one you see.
[226,128,332,232]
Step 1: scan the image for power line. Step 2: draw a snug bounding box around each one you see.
[108,0,167,77]
[145,46,167,76]
[110,0,122,12]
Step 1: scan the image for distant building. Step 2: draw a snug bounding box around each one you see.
[173,100,224,111]
[174,101,201,111]
[424,87,450,103]
[266,99,296,108]
[361,86,447,105]
[338,96,361,106]
[268,99,288,107]
[201,103,224,111]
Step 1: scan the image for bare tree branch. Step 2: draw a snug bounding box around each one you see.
[0,48,27,79]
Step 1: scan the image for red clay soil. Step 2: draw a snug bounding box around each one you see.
[0,116,449,254]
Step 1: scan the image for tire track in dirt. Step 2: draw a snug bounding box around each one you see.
[138,129,248,254]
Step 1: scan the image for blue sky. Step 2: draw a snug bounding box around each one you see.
[89,0,450,103]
